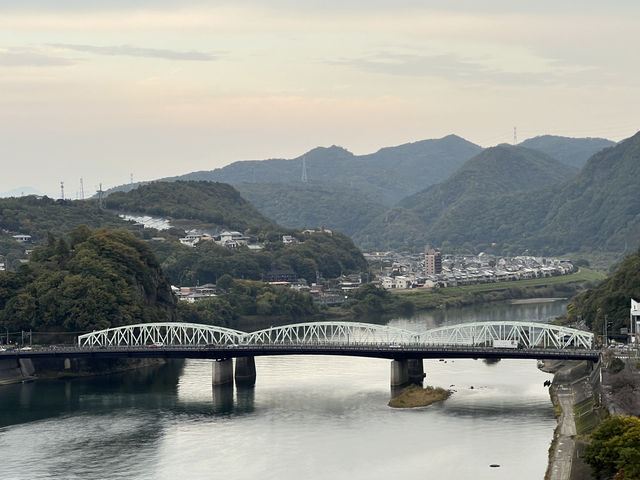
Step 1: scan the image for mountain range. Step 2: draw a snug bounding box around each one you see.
[96,132,638,263]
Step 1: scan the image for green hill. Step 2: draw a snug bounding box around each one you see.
[361,131,640,261]
[235,182,387,237]
[0,228,176,334]
[520,135,615,169]
[104,181,274,231]
[354,144,577,250]
[565,246,640,339]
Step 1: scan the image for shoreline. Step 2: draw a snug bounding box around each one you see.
[542,360,602,480]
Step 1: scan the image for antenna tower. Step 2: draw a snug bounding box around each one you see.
[60,181,65,200]
[513,126,517,145]
[80,177,85,200]
[97,183,104,209]
[130,173,133,184]
[301,156,308,183]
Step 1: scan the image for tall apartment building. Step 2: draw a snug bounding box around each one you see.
[424,245,442,275]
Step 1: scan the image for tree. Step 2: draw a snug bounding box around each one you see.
[583,415,640,479]
[216,274,234,292]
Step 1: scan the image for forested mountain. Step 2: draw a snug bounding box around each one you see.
[0,195,135,268]
[154,229,367,286]
[353,144,577,250]
[0,228,176,333]
[520,135,615,169]
[159,134,483,205]
[564,246,640,340]
[357,131,640,259]
[105,181,274,232]
[235,182,387,237]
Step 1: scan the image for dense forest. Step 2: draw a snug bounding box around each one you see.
[177,276,318,327]
[152,228,367,286]
[105,181,274,231]
[355,132,639,262]
[0,227,176,335]
[564,246,640,341]
[235,182,387,238]
[353,144,578,251]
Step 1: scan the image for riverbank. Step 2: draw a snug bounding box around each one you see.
[542,360,603,480]
[0,357,166,386]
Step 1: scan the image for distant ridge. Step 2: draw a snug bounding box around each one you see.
[0,186,43,198]
[158,134,483,205]
[353,144,578,250]
[519,135,615,169]
[354,130,640,260]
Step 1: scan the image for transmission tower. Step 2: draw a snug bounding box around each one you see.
[301,156,308,183]
[97,183,104,209]
[60,181,65,200]
[80,177,85,200]
[513,126,518,145]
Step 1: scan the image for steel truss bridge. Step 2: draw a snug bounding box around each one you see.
[75,320,594,351]
[0,320,583,362]
[3,321,599,388]
[1,321,599,362]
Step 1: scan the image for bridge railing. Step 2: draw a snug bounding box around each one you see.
[241,322,420,345]
[416,321,594,349]
[76,321,594,350]
[77,323,245,347]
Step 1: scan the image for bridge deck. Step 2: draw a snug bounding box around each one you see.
[0,344,600,362]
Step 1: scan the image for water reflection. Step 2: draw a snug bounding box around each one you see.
[390,298,569,330]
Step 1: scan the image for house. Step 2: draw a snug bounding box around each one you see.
[381,276,395,289]
[394,276,413,289]
[12,234,32,243]
[216,231,250,248]
[179,233,202,247]
[267,269,297,283]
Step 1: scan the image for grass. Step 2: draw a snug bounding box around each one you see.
[388,384,451,408]
[397,268,605,296]
[574,397,601,435]
[389,268,606,311]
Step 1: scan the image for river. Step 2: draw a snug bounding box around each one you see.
[0,300,568,480]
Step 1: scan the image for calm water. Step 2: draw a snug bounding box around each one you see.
[0,300,567,480]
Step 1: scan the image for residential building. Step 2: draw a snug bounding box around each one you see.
[424,245,442,275]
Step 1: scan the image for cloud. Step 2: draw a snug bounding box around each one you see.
[0,47,74,67]
[50,43,219,61]
[331,51,574,86]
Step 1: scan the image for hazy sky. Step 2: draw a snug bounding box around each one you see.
[1,1,639,198]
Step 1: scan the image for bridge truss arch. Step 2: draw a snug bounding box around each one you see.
[242,322,419,345]
[77,322,245,347]
[416,321,594,349]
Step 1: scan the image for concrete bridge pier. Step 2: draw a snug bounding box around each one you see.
[390,359,409,387]
[212,358,234,386]
[407,358,426,385]
[235,356,256,387]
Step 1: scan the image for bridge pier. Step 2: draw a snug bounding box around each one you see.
[212,358,234,386]
[407,358,426,385]
[235,356,256,387]
[390,359,409,387]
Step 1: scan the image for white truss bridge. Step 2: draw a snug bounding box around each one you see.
[77,321,594,350]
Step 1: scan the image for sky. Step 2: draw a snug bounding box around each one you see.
[1,1,639,198]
